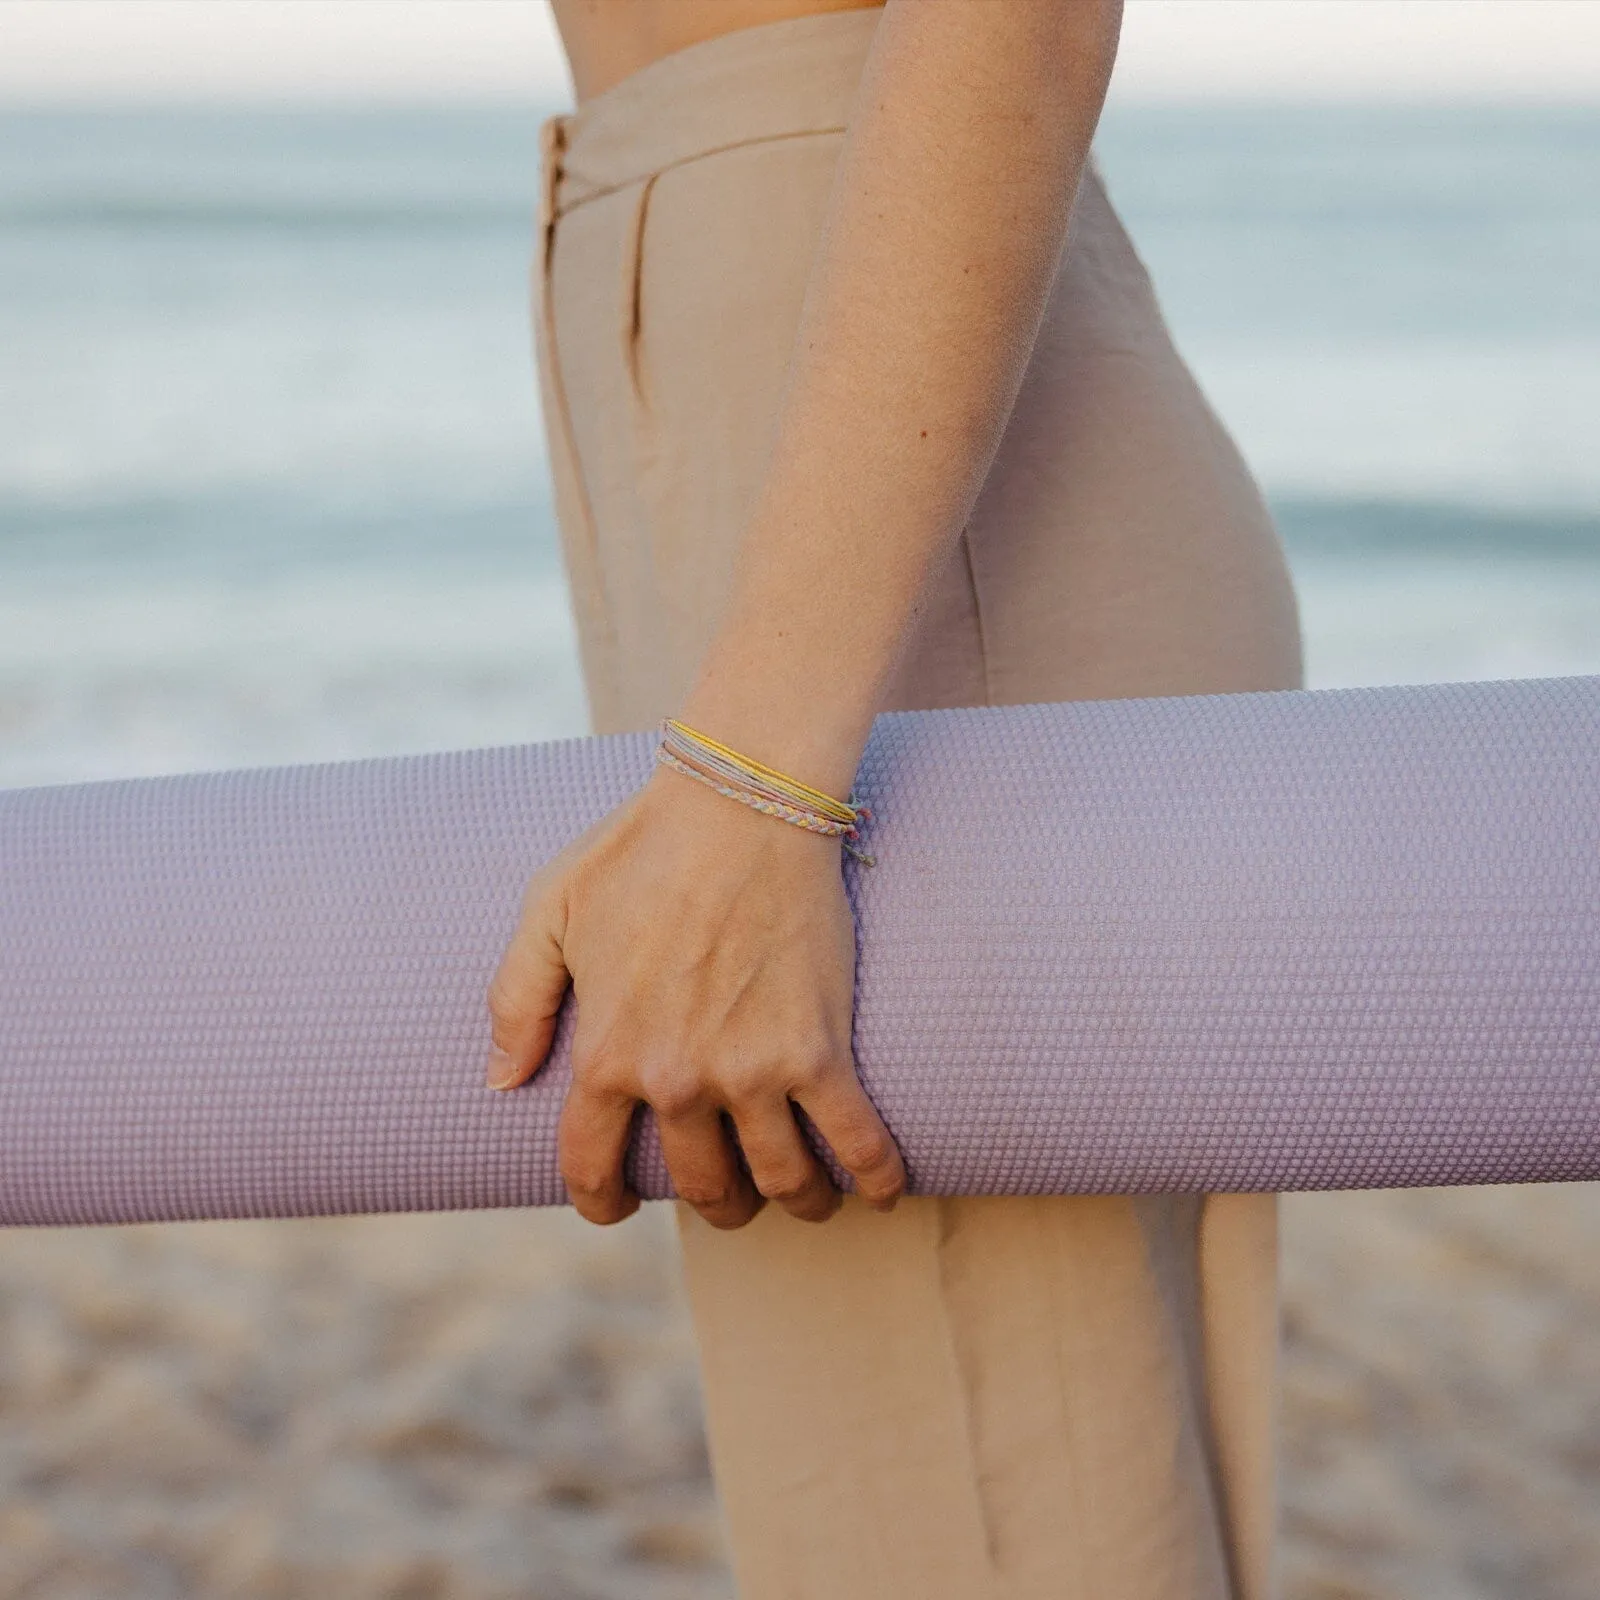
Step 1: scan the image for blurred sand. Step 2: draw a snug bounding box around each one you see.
[1279,1185,1600,1600]
[1,1186,1596,1599]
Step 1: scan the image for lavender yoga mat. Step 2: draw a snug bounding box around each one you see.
[2,674,1598,1227]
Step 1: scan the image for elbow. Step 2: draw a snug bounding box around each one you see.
[1061,0,1125,83]
[999,0,1126,99]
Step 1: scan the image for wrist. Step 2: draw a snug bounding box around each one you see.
[646,759,845,863]
[673,679,874,804]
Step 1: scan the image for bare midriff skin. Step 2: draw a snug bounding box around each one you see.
[549,0,885,103]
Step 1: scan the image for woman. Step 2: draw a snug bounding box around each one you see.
[488,1,1303,1595]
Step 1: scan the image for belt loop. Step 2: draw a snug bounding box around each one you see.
[538,113,569,271]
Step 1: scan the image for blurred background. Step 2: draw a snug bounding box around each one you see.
[0,2,1596,1596]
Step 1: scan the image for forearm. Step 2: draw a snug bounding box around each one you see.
[677,0,1122,796]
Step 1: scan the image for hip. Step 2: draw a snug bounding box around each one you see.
[532,7,1302,729]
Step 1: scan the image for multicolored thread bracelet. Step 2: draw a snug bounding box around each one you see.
[655,717,876,865]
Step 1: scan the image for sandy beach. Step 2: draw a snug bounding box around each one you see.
[1,1184,1595,1599]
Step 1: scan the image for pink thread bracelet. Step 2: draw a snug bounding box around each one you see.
[656,719,876,865]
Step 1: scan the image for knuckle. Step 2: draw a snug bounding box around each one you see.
[485,972,524,1037]
[560,1158,613,1199]
[640,1065,703,1121]
[675,1180,736,1212]
[836,1125,899,1178]
[856,1165,907,1207]
[717,1059,772,1107]
[569,1041,610,1087]
[787,1045,837,1095]
[757,1165,815,1204]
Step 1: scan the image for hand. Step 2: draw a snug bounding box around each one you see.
[484,763,907,1229]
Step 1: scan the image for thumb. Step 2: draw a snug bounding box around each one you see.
[485,874,571,1090]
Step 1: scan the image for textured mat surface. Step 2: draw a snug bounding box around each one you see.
[2,674,1597,1226]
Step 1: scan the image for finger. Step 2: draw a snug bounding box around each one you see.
[730,1097,840,1223]
[656,1104,764,1231]
[486,876,570,1090]
[795,1068,907,1212]
[558,1078,641,1225]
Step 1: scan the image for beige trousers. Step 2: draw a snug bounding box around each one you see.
[533,12,1304,1599]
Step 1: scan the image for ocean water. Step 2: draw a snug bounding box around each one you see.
[1,104,1597,789]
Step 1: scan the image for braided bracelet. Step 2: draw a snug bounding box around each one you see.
[656,718,876,865]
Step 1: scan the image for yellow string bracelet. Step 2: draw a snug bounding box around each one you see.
[657,718,876,865]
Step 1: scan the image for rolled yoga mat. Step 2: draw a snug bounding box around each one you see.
[2,674,1598,1227]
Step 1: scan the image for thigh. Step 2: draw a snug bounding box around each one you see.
[679,1193,1241,1600]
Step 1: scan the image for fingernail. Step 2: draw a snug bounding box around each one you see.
[485,1047,518,1090]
